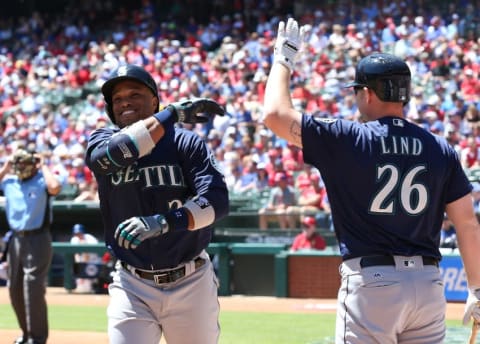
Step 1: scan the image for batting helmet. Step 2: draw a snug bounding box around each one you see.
[344,52,411,103]
[101,64,159,124]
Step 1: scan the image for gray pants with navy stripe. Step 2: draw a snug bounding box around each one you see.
[7,231,52,344]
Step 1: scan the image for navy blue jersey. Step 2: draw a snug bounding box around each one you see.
[85,124,229,269]
[302,115,472,260]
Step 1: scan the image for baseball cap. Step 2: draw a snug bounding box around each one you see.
[274,172,287,182]
[256,162,266,170]
[72,223,86,235]
[302,216,316,227]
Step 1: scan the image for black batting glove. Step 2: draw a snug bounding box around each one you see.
[154,98,225,126]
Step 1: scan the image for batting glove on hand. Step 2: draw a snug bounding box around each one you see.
[463,287,480,325]
[274,18,307,73]
[167,98,225,124]
[114,215,169,250]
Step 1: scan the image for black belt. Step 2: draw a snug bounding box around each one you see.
[121,257,206,284]
[13,228,46,237]
[359,255,438,268]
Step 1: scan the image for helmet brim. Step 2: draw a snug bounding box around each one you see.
[343,81,367,89]
[101,76,143,101]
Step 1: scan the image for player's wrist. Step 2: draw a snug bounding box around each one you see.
[273,56,294,73]
[153,106,178,128]
[165,208,189,232]
[152,214,169,235]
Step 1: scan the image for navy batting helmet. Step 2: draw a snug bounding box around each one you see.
[344,52,411,104]
[101,64,159,124]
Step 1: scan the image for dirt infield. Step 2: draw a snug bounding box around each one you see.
[0,287,466,344]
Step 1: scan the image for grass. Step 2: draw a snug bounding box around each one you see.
[220,312,335,344]
[0,304,107,332]
[0,304,468,344]
[0,304,335,343]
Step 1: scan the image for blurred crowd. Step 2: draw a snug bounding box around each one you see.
[2,0,480,214]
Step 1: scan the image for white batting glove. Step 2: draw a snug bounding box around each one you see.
[114,215,169,250]
[273,17,307,73]
[463,287,480,325]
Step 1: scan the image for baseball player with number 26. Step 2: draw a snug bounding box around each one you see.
[264,18,480,343]
[85,64,228,344]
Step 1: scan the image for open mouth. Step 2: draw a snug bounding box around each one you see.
[120,110,135,116]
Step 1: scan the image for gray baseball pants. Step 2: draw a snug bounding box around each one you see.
[7,230,52,344]
[107,251,220,344]
[336,255,446,344]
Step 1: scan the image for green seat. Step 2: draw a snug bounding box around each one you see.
[56,184,79,200]
[468,168,480,182]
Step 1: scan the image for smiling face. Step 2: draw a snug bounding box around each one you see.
[110,80,159,128]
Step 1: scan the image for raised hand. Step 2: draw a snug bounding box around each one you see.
[274,18,308,73]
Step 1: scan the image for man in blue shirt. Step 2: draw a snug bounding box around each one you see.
[0,148,63,344]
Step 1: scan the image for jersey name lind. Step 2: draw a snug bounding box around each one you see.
[380,136,423,156]
[110,163,185,187]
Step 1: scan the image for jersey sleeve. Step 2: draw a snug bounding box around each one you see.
[443,140,473,203]
[85,127,141,175]
[175,129,229,223]
[301,114,359,172]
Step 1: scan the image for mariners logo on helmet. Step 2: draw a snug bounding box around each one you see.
[12,149,39,181]
[344,52,411,104]
[116,65,129,77]
[101,64,159,124]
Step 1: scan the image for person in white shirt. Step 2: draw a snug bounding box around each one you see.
[70,223,100,293]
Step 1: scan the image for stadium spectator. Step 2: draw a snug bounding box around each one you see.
[290,216,326,252]
[73,180,99,202]
[233,156,258,194]
[461,136,480,169]
[70,223,100,293]
[440,214,457,250]
[1,0,480,218]
[258,171,297,230]
[254,162,270,192]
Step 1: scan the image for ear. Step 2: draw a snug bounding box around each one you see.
[152,96,159,113]
[366,88,375,104]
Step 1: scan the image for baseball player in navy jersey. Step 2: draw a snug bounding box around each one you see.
[85,64,228,344]
[263,18,480,343]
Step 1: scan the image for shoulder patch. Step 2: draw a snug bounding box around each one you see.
[392,118,404,127]
[317,118,338,123]
[313,116,338,124]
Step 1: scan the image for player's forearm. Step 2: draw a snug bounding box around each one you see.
[41,164,62,195]
[263,62,294,126]
[0,163,10,182]
[457,224,480,287]
[446,195,480,287]
[87,109,172,175]
[263,62,303,147]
